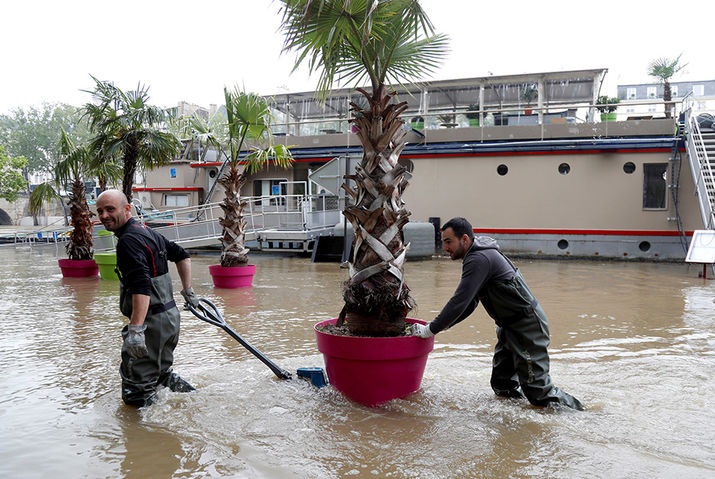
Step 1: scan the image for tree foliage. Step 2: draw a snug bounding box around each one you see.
[0,103,88,177]
[648,54,687,84]
[83,76,181,202]
[0,145,28,202]
[279,0,448,99]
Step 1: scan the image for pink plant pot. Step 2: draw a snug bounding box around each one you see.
[315,318,434,407]
[58,259,99,278]
[209,264,256,288]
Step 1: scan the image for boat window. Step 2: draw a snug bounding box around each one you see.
[558,163,570,175]
[557,239,569,250]
[643,163,667,209]
[497,164,508,176]
[165,194,189,207]
[623,162,636,174]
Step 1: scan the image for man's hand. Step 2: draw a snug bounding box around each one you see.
[410,322,434,338]
[124,324,148,359]
[180,287,199,309]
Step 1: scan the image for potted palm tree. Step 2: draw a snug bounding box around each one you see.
[30,130,119,277]
[279,0,448,406]
[207,87,293,288]
[648,54,687,119]
[597,95,620,122]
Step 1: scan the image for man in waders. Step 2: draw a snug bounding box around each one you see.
[96,190,200,407]
[411,217,583,410]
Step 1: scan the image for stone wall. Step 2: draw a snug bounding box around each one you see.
[0,193,67,226]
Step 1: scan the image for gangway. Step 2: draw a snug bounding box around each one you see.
[683,100,715,276]
[131,194,342,252]
[683,102,715,231]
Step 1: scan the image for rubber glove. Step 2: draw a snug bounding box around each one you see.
[125,324,149,358]
[180,287,199,309]
[410,322,434,338]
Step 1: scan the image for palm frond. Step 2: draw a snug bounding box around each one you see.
[29,182,59,216]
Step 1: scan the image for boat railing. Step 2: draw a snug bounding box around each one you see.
[267,98,690,138]
[134,194,343,247]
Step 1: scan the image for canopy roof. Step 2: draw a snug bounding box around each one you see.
[267,68,608,120]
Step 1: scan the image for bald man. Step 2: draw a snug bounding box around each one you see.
[96,190,199,407]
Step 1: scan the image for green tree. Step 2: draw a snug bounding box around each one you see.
[29,129,121,260]
[0,103,89,179]
[0,145,27,202]
[648,54,687,118]
[216,88,293,267]
[279,0,448,336]
[82,76,181,202]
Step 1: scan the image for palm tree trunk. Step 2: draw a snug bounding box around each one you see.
[663,81,673,119]
[218,165,250,267]
[122,141,139,203]
[339,85,415,337]
[67,178,94,260]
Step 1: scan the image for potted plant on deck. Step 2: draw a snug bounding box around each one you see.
[466,104,480,127]
[29,129,120,277]
[597,95,620,122]
[279,0,448,406]
[521,84,538,115]
[206,87,294,288]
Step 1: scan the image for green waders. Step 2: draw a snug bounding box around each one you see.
[119,272,188,407]
[479,270,583,410]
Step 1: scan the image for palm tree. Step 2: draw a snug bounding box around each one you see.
[83,76,181,202]
[216,87,293,267]
[648,54,687,118]
[29,129,121,260]
[279,0,448,336]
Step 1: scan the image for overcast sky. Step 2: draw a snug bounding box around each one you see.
[1,0,713,114]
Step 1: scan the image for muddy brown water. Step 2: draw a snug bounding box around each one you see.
[0,246,713,478]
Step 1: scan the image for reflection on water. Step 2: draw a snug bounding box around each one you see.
[0,247,714,478]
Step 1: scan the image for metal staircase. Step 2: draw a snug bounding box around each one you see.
[683,107,715,230]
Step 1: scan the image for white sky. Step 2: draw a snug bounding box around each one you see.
[1,0,714,114]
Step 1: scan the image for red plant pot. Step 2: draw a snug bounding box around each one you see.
[58,259,99,278]
[209,264,256,288]
[315,318,434,407]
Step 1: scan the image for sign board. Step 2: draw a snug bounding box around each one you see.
[308,157,356,195]
[685,230,715,264]
[271,185,281,195]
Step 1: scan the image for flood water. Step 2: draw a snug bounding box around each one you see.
[0,245,713,478]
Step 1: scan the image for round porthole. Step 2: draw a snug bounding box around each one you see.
[639,241,651,252]
[623,162,636,174]
[209,169,218,178]
[557,239,569,250]
[497,164,508,176]
[558,163,571,175]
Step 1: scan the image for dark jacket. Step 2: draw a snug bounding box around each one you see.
[115,218,189,297]
[430,236,515,334]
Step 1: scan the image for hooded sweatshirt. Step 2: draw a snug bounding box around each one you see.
[430,236,515,334]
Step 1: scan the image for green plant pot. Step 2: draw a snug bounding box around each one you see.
[94,252,119,280]
[468,118,480,127]
[600,112,617,122]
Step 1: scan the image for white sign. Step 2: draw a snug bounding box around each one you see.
[685,230,715,264]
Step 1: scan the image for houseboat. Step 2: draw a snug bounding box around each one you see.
[137,68,715,261]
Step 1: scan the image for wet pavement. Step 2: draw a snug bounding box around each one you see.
[0,245,713,478]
